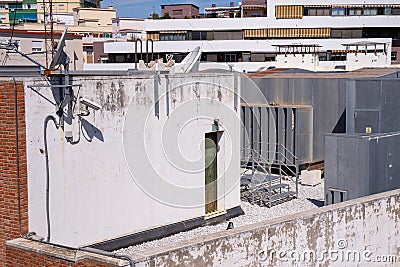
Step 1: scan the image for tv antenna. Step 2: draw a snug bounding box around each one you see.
[43,0,54,69]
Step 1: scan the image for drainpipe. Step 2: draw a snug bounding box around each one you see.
[79,247,135,267]
[43,115,59,242]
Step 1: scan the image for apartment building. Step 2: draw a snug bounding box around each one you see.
[0,0,101,25]
[142,0,400,70]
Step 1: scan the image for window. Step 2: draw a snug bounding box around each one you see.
[172,9,183,16]
[348,8,362,16]
[85,47,93,56]
[383,7,392,15]
[306,8,331,16]
[242,53,250,62]
[364,8,378,16]
[250,10,262,17]
[59,4,65,10]
[392,52,398,61]
[225,54,236,62]
[23,4,36,9]
[160,33,188,41]
[191,31,207,40]
[32,41,43,53]
[392,8,400,15]
[332,8,345,16]
[329,51,347,61]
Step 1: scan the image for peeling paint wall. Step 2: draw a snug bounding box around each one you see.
[132,189,400,267]
[24,72,241,248]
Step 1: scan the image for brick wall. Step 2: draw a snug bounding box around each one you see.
[0,80,29,263]
[6,246,113,267]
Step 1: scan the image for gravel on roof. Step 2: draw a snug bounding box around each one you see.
[115,181,325,255]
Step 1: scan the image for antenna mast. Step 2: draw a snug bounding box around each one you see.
[43,0,54,69]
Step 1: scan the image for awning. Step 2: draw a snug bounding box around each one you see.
[243,29,267,38]
[160,31,187,34]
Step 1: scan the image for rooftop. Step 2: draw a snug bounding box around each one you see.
[247,67,400,79]
[116,181,324,255]
[161,3,199,9]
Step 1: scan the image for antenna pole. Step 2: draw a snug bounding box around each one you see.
[43,0,54,69]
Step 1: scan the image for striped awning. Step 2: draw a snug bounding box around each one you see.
[242,5,266,9]
[275,5,303,19]
[268,28,330,38]
[304,5,331,8]
[243,29,267,38]
[160,30,187,34]
[364,5,388,7]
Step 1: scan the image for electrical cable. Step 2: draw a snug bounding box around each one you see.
[43,115,59,242]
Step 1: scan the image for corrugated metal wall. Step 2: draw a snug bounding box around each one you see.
[241,77,347,164]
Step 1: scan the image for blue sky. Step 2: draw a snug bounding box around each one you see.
[101,0,231,18]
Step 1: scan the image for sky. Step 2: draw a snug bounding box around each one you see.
[101,0,230,18]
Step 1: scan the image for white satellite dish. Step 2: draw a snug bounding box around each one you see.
[49,26,68,69]
[175,46,202,73]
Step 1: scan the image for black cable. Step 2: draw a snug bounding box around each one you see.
[13,77,23,237]
[44,115,58,242]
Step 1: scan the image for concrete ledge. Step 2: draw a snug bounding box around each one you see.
[127,188,400,264]
[6,238,128,266]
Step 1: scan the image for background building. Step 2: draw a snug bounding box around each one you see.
[161,4,199,19]
[0,0,102,26]
[241,0,266,17]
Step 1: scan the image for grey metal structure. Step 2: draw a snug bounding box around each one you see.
[241,104,312,165]
[347,78,400,134]
[325,132,400,205]
[241,68,400,165]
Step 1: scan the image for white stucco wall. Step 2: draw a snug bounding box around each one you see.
[24,72,241,247]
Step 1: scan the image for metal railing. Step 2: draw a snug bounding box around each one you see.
[241,142,299,207]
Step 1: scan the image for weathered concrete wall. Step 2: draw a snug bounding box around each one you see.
[7,189,400,266]
[129,189,400,266]
[24,72,241,248]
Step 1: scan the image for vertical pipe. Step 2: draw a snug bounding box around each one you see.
[135,39,143,69]
[165,74,170,116]
[134,41,137,69]
[146,39,154,63]
[153,72,160,118]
